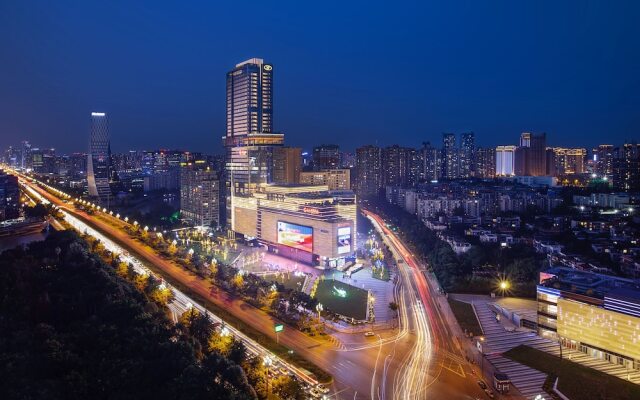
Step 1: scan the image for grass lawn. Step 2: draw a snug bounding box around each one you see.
[504,345,640,400]
[447,299,482,336]
[315,279,369,321]
[262,272,306,292]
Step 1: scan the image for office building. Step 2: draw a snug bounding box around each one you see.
[300,169,350,190]
[496,146,516,176]
[230,184,356,268]
[355,145,382,198]
[87,112,112,203]
[537,267,640,371]
[21,140,31,170]
[313,144,340,170]
[226,58,273,138]
[180,161,220,228]
[460,132,475,178]
[224,59,283,227]
[475,147,496,179]
[273,146,302,184]
[442,133,459,179]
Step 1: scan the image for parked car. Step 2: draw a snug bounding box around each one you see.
[477,380,487,390]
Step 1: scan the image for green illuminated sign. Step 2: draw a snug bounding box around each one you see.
[274,324,284,333]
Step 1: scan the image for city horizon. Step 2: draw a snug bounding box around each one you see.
[1,2,639,154]
[2,3,640,400]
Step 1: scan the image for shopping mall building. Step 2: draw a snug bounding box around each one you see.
[229,184,357,268]
[537,267,640,371]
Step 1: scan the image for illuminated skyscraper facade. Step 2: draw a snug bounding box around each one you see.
[87,112,112,202]
[224,58,282,229]
[496,145,516,176]
[226,58,273,139]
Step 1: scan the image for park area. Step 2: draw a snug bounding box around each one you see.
[314,278,369,321]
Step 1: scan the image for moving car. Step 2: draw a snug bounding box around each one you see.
[364,331,375,337]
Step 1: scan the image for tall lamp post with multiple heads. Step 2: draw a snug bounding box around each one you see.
[263,355,273,397]
[316,302,323,323]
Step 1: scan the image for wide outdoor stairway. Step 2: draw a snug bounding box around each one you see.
[485,353,549,399]
[472,300,640,399]
[473,300,553,399]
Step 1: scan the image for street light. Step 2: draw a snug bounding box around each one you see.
[263,355,273,397]
[316,303,324,323]
[499,280,509,297]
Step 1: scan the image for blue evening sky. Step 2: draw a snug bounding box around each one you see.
[0,1,638,153]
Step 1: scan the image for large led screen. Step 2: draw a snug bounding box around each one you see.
[337,226,352,254]
[277,221,313,253]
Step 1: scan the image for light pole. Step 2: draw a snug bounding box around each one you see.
[316,303,324,323]
[263,355,273,397]
[478,336,486,379]
[499,280,509,297]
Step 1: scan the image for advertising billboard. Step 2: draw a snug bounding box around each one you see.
[337,226,352,254]
[277,221,313,252]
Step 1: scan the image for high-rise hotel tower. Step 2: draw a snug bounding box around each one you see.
[224,58,283,229]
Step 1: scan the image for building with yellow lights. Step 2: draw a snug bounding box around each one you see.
[537,267,640,371]
[229,184,356,268]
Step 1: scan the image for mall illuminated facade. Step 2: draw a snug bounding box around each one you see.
[230,184,357,268]
[537,267,640,370]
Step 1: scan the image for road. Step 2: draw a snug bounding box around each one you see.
[17,171,494,399]
[364,209,498,400]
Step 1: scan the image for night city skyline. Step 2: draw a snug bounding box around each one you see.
[1,1,640,154]
[3,3,640,400]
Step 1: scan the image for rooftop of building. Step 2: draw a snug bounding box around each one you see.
[539,266,640,299]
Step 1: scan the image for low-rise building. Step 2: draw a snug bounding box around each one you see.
[537,267,640,371]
